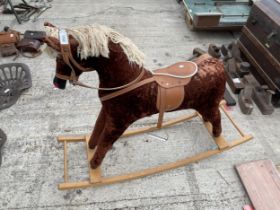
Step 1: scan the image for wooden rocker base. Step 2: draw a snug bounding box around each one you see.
[57,102,253,190]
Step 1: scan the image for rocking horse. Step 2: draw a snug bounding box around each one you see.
[42,22,252,190]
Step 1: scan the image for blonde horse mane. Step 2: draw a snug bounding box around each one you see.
[44,24,145,67]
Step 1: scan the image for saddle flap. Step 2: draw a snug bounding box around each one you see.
[156,87,185,111]
[153,61,197,88]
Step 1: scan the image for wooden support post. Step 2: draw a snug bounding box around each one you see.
[85,136,102,183]
[57,135,86,142]
[63,141,69,182]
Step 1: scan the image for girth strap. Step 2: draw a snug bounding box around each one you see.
[157,87,166,128]
[101,77,155,101]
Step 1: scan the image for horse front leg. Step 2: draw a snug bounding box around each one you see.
[88,106,106,150]
[90,118,129,169]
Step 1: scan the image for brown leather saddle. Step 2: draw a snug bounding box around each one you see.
[153,61,197,128]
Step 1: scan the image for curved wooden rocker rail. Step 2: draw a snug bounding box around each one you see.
[57,101,253,190]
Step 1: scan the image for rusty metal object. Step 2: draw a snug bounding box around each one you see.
[272,92,280,107]
[221,44,232,61]
[224,58,245,94]
[223,41,251,94]
[0,63,32,111]
[228,41,242,62]
[243,74,275,115]
[0,128,7,167]
[187,48,206,60]
[224,88,236,106]
[252,85,275,115]
[208,44,221,58]
[238,86,254,115]
[236,62,251,77]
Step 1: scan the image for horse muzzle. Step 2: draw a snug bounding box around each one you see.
[53,76,67,89]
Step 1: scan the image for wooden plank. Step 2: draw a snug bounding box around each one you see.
[213,135,229,150]
[58,135,253,190]
[57,102,226,143]
[236,160,280,210]
[63,141,68,182]
[122,112,198,138]
[85,136,102,183]
[57,112,198,143]
[220,104,245,137]
[57,135,86,142]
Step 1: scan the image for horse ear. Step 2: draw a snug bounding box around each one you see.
[108,41,122,53]
[42,36,61,51]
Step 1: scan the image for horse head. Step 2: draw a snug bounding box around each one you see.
[42,22,145,90]
[43,22,83,89]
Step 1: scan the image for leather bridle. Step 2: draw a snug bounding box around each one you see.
[54,29,145,92]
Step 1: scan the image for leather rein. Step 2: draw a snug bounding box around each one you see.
[55,29,145,92]
[55,29,198,103]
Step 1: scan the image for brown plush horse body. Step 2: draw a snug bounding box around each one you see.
[43,23,226,169]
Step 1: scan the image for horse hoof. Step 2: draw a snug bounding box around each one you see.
[90,158,100,169]
[213,131,221,138]
[88,143,96,150]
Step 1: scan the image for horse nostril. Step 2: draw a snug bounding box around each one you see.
[53,77,67,89]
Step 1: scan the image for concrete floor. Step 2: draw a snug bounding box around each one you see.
[0,0,280,209]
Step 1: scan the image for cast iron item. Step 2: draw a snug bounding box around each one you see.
[238,86,254,115]
[224,88,236,106]
[252,86,275,115]
[187,47,206,61]
[238,74,255,115]
[243,74,274,115]
[236,62,251,77]
[2,0,52,24]
[208,44,221,58]
[223,42,250,94]
[0,63,32,110]
[0,128,7,166]
[224,58,245,94]
[272,92,280,107]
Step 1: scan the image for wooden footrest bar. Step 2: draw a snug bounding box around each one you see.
[85,136,102,183]
[57,103,253,190]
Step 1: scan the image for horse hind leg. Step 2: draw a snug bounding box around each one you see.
[200,107,222,137]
